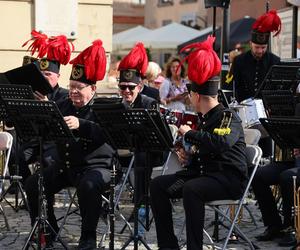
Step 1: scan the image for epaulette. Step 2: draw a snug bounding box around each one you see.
[213,110,232,136]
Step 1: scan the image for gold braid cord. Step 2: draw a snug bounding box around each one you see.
[213,111,232,136]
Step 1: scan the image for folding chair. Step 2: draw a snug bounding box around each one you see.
[0,131,14,230]
[206,145,263,250]
[244,128,261,146]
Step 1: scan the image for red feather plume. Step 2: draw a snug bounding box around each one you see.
[252,9,281,37]
[69,39,107,82]
[47,35,74,65]
[179,36,221,85]
[22,30,48,58]
[118,42,148,76]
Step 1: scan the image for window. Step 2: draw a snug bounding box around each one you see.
[158,0,174,7]
[162,19,172,26]
[131,0,145,4]
[180,0,197,3]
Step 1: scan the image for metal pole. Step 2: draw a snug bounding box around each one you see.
[292,6,298,58]
[221,5,230,58]
[212,6,217,50]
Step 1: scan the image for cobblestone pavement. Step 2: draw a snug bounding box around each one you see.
[0,189,294,250]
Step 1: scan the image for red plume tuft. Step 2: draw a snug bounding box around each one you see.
[252,9,281,37]
[118,42,148,76]
[47,35,74,65]
[179,36,221,85]
[69,39,107,82]
[22,30,49,58]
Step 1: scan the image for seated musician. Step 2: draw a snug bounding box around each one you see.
[252,151,299,246]
[150,36,248,250]
[25,40,119,249]
[231,10,281,158]
[18,33,71,184]
[117,43,163,234]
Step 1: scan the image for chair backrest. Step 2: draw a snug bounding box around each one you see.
[244,128,261,145]
[0,132,13,193]
[244,144,263,197]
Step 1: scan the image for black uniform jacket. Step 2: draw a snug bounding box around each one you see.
[140,85,160,102]
[125,93,157,109]
[232,50,280,102]
[183,104,248,196]
[55,97,117,172]
[47,85,69,104]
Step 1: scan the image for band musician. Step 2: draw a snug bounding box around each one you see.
[150,36,248,250]
[231,10,281,158]
[25,40,119,250]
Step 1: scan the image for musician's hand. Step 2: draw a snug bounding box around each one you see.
[64,116,79,130]
[34,91,48,101]
[294,148,300,157]
[176,147,190,166]
[178,124,192,136]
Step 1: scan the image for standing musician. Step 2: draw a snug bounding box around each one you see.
[117,43,163,233]
[150,36,247,250]
[231,10,281,158]
[231,9,281,103]
[18,32,72,184]
[25,40,119,250]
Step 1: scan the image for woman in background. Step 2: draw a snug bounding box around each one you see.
[160,57,189,111]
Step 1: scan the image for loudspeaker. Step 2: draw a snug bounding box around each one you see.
[204,0,230,8]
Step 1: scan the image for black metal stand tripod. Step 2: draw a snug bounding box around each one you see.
[93,105,173,250]
[3,98,74,250]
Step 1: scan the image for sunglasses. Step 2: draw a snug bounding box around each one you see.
[118,85,137,91]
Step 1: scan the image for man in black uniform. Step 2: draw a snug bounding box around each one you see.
[18,34,72,183]
[231,10,281,102]
[25,40,116,249]
[117,43,161,235]
[231,10,281,158]
[150,36,247,250]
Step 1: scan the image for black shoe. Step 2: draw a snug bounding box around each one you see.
[78,237,96,250]
[255,226,283,241]
[278,230,297,247]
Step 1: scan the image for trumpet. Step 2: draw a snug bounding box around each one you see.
[293,175,300,243]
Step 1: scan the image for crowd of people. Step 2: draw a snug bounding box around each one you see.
[2,8,300,250]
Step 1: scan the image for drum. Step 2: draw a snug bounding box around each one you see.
[240,98,268,138]
[229,102,248,128]
[240,98,267,128]
[169,110,183,128]
[181,111,199,129]
[159,105,168,115]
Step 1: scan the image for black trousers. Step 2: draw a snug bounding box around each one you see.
[25,165,111,237]
[150,173,243,250]
[252,161,299,229]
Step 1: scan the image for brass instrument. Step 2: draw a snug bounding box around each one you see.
[293,175,300,243]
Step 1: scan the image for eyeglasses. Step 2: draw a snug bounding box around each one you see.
[118,85,136,91]
[68,84,90,91]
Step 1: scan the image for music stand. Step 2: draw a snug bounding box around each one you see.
[2,99,74,250]
[0,84,34,121]
[0,84,35,211]
[255,64,300,99]
[260,117,300,149]
[261,90,296,117]
[3,63,53,95]
[93,103,173,250]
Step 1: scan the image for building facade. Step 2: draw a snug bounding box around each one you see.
[0,0,113,87]
[145,0,289,30]
[113,0,145,34]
